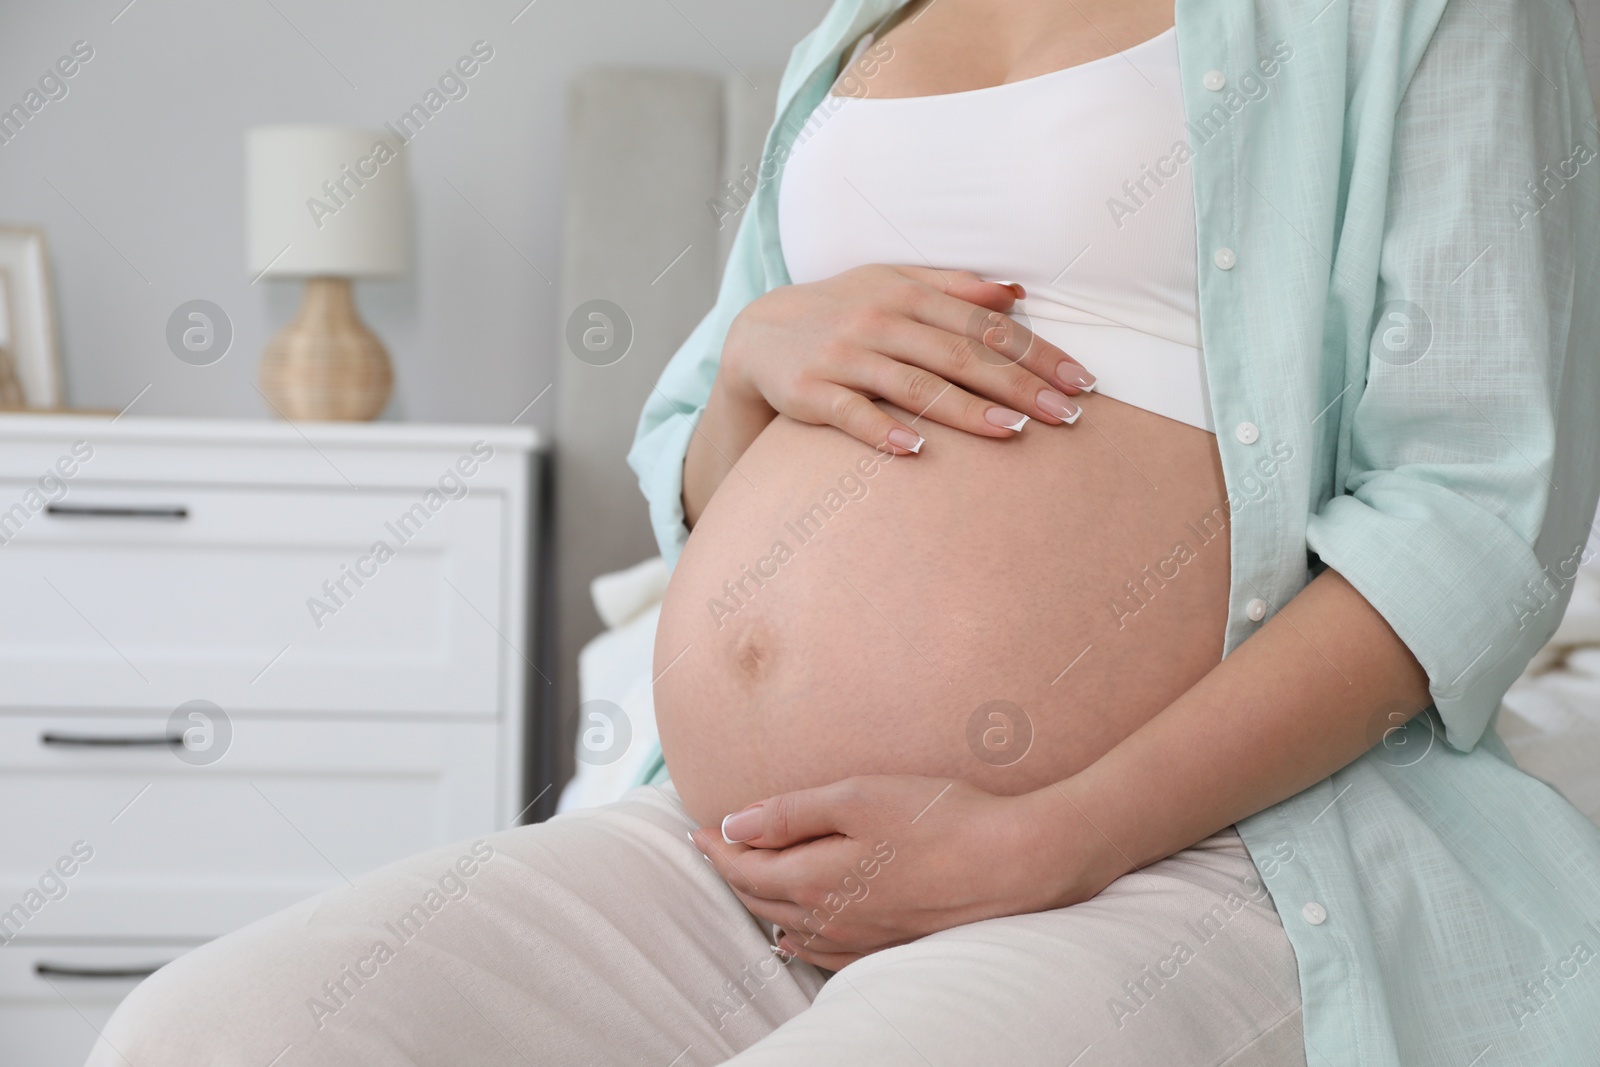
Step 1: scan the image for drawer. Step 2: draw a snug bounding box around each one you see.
[0,714,500,940]
[0,943,196,1067]
[0,482,506,716]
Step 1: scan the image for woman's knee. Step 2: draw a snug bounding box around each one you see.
[85,832,516,1065]
[87,795,707,1066]
[89,914,307,1067]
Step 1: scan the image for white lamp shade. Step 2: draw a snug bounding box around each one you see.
[246,125,408,277]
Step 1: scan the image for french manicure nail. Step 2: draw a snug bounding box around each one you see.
[1056,363,1096,391]
[985,407,1029,432]
[886,428,925,453]
[721,805,763,844]
[1036,390,1080,423]
[990,279,1026,299]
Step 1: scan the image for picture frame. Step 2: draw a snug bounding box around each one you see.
[0,226,63,409]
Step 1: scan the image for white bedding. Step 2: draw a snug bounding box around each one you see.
[562,555,1600,827]
[1496,566,1600,826]
[556,558,668,814]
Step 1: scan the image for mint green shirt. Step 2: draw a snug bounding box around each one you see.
[629,0,1600,1061]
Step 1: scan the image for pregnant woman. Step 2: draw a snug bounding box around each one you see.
[94,0,1600,1065]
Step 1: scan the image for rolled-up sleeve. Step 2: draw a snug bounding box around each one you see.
[1305,0,1600,752]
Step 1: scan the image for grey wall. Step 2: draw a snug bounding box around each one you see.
[0,0,828,428]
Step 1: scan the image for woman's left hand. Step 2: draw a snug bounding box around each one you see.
[688,775,1102,969]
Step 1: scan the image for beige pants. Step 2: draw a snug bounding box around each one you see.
[89,785,1306,1067]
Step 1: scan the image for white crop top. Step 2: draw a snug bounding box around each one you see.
[778,25,1214,433]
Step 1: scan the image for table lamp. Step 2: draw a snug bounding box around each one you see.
[246,125,408,421]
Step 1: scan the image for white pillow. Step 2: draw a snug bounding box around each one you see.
[556,563,666,814]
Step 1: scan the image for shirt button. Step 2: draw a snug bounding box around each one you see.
[1203,69,1227,91]
[1213,247,1237,270]
[1302,901,1328,926]
[1234,421,1259,445]
[1246,597,1268,622]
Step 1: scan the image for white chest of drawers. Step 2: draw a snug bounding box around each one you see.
[0,414,542,1066]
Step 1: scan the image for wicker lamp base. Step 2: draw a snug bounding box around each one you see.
[258,276,392,421]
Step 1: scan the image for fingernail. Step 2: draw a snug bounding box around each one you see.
[1036,390,1080,423]
[1056,363,1096,391]
[886,428,924,453]
[1041,390,1081,425]
[985,407,1029,431]
[990,279,1026,299]
[721,805,763,844]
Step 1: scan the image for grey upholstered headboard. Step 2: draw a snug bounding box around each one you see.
[540,65,781,811]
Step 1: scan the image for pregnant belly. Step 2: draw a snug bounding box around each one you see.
[655,395,1234,828]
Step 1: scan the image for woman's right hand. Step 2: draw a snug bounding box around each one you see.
[719,264,1096,455]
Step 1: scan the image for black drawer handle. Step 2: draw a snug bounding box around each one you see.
[35,962,167,980]
[41,731,184,747]
[45,504,188,520]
